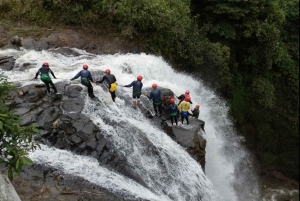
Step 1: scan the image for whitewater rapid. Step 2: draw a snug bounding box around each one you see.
[0,48,261,201]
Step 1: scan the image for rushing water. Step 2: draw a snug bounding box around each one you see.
[0,48,262,200]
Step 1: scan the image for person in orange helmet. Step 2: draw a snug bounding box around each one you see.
[163,98,178,127]
[177,90,193,105]
[70,64,95,98]
[178,96,192,124]
[34,62,58,95]
[123,75,143,107]
[190,104,200,119]
[144,83,163,117]
[95,69,117,102]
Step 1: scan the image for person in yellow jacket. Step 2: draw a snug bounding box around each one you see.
[178,96,191,124]
[94,69,117,102]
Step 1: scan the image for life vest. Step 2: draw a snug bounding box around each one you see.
[40,74,51,83]
[81,77,89,86]
[110,83,117,92]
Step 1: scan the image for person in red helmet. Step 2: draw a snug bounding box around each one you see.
[178,96,192,124]
[34,62,58,95]
[94,69,117,102]
[144,83,163,117]
[70,64,95,98]
[163,98,178,126]
[190,104,200,119]
[123,75,143,107]
[177,90,192,105]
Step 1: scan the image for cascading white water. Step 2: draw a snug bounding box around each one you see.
[0,48,261,200]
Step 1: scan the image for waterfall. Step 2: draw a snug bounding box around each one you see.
[0,48,260,200]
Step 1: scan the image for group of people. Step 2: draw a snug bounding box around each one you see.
[34,62,200,126]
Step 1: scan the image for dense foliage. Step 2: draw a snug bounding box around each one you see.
[191,0,299,179]
[0,73,40,181]
[0,0,298,179]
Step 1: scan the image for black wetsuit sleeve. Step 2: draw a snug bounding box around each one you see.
[34,69,41,79]
[49,68,56,78]
[96,76,106,84]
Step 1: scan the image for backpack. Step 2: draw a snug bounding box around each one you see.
[81,77,89,86]
[40,74,51,83]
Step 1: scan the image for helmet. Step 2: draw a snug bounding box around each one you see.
[185,90,190,94]
[137,75,143,81]
[169,98,175,104]
[43,62,49,67]
[195,104,200,109]
[83,64,88,69]
[185,97,191,102]
[105,69,110,74]
[152,83,157,89]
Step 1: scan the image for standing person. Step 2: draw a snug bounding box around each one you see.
[70,64,95,98]
[164,98,178,127]
[177,90,193,105]
[144,83,163,117]
[190,104,200,119]
[34,62,58,95]
[123,75,143,107]
[94,69,117,102]
[178,97,191,124]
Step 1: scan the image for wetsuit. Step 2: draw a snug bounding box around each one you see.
[178,100,191,124]
[190,108,199,119]
[164,103,178,126]
[96,74,117,102]
[124,80,143,99]
[34,65,57,94]
[147,89,162,116]
[71,70,95,98]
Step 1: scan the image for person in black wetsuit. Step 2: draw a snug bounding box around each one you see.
[34,62,58,95]
[123,75,143,107]
[94,69,117,102]
[190,104,200,119]
[177,90,193,105]
[144,83,163,117]
[70,64,95,98]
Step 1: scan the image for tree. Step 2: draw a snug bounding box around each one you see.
[0,73,40,181]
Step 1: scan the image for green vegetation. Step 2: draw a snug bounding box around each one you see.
[0,0,298,179]
[0,73,40,181]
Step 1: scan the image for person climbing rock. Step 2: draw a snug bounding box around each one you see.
[163,98,178,127]
[144,83,163,117]
[190,104,200,119]
[123,75,143,107]
[70,64,95,98]
[178,96,191,124]
[94,69,117,102]
[34,62,58,95]
[177,90,193,105]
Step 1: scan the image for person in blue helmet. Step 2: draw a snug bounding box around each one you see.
[70,64,95,98]
[95,69,117,102]
[164,98,178,127]
[33,62,58,95]
[123,75,143,107]
[144,83,163,117]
